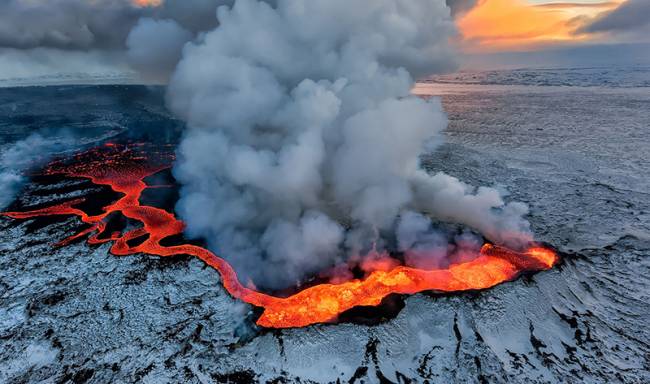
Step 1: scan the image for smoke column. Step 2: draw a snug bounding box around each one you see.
[163,0,532,289]
[0,133,74,209]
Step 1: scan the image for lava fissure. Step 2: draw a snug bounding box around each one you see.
[1,145,559,328]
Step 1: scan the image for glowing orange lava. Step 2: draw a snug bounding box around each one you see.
[1,144,559,328]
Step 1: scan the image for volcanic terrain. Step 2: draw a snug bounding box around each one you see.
[0,83,648,383]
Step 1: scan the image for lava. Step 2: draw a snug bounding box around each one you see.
[1,144,559,328]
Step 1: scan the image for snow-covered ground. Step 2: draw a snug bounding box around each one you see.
[425,65,650,88]
[0,79,649,382]
[0,73,141,89]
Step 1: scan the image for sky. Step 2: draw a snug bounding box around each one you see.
[0,0,648,82]
[455,0,650,68]
[458,0,623,52]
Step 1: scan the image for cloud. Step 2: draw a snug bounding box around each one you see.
[456,0,623,52]
[0,133,75,209]
[0,0,233,51]
[0,0,231,81]
[446,0,479,16]
[580,0,650,36]
[126,18,193,83]
[0,0,143,50]
[461,41,650,70]
[154,0,234,33]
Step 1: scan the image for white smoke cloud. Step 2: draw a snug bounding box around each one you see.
[411,171,532,245]
[396,211,449,270]
[0,133,73,209]
[166,0,532,289]
[126,18,193,83]
[125,1,249,83]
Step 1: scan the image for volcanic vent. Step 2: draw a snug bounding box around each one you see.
[2,143,559,328]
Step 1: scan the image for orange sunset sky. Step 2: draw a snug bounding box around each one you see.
[457,0,626,52]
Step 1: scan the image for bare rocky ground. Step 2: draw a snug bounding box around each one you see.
[0,85,649,383]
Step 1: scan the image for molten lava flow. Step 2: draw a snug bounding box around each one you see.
[2,144,559,328]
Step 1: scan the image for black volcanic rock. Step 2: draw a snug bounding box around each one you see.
[0,83,648,383]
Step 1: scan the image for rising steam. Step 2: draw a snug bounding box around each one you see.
[0,133,74,209]
[164,0,532,289]
[0,0,529,289]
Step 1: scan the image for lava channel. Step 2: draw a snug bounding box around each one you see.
[1,144,559,328]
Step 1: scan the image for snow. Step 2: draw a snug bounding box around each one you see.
[0,78,648,382]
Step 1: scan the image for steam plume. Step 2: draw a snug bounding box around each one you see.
[0,133,73,209]
[166,0,532,289]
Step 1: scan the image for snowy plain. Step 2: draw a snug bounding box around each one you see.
[0,68,649,382]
